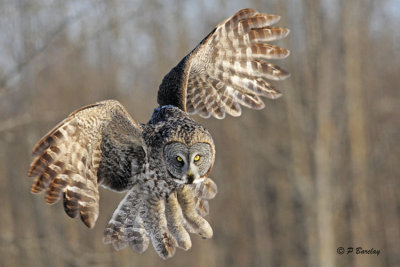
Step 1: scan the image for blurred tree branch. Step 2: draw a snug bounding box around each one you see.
[0,113,31,133]
[0,5,143,99]
[0,112,60,133]
[0,7,90,97]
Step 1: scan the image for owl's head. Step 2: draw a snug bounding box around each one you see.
[149,105,215,185]
[164,141,214,184]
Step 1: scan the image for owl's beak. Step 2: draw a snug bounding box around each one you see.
[183,170,204,185]
[187,171,195,184]
[185,169,201,184]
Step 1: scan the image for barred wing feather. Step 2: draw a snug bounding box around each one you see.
[27,100,146,228]
[158,8,290,119]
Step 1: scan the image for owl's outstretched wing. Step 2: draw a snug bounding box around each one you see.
[157,8,290,119]
[27,100,146,228]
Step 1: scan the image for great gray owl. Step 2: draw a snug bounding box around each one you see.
[27,8,290,259]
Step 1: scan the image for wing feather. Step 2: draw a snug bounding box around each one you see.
[28,100,146,228]
[157,8,290,119]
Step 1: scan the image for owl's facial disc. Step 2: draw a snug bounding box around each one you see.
[164,142,213,184]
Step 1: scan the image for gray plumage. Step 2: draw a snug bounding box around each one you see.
[27,8,289,259]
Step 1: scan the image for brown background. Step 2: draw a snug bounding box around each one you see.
[0,0,399,266]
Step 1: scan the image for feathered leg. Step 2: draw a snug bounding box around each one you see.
[165,192,192,250]
[177,186,213,239]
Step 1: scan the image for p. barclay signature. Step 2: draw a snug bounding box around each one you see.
[337,246,381,256]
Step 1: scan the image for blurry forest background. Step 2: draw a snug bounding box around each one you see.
[0,0,399,266]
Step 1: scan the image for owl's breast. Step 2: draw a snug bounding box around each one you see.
[135,161,180,198]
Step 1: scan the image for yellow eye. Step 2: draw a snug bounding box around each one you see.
[176,156,183,162]
[194,155,201,162]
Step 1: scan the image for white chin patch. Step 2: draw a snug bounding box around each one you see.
[193,177,205,184]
